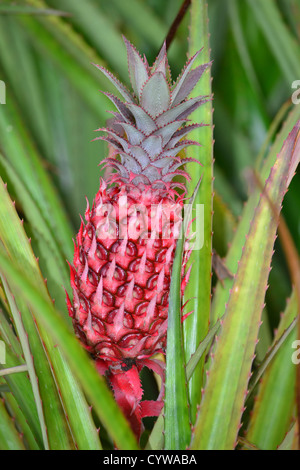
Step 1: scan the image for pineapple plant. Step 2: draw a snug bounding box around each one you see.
[0,0,299,451]
[66,36,209,438]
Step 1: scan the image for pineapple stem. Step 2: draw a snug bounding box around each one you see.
[163,0,192,52]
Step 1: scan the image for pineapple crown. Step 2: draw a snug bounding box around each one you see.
[93,36,210,190]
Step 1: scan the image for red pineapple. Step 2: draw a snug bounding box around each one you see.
[66,37,209,440]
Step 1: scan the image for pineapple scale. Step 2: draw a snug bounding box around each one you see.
[67,181,183,364]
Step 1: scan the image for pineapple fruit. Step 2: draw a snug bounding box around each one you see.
[66,37,209,439]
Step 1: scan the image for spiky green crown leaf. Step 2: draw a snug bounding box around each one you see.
[93,37,210,189]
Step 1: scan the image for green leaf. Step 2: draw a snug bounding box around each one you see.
[211,105,300,325]
[0,93,74,263]
[0,365,28,377]
[0,343,42,447]
[41,0,128,81]
[2,275,73,451]
[277,424,297,451]
[228,0,263,101]
[183,0,214,423]
[0,184,73,449]
[0,306,23,357]
[247,316,297,399]
[0,398,26,450]
[246,0,300,84]
[0,178,100,450]
[0,152,70,312]
[7,11,111,121]
[164,229,191,450]
[245,291,298,449]
[186,319,220,382]
[0,5,70,16]
[191,121,300,449]
[0,390,40,450]
[147,315,220,451]
[108,0,177,55]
